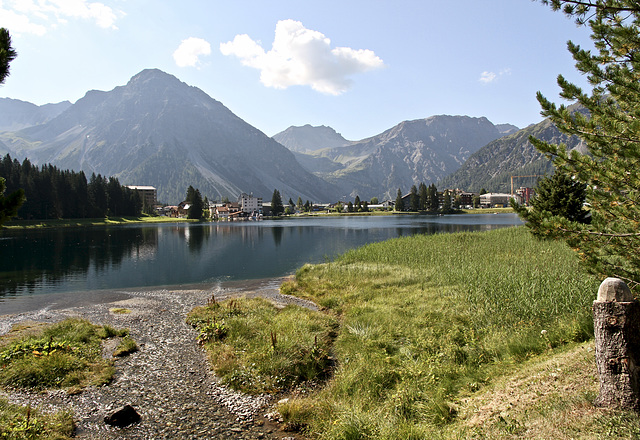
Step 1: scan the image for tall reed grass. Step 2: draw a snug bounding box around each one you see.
[278,226,601,439]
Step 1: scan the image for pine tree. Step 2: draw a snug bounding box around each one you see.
[526,1,640,289]
[409,185,419,212]
[271,189,284,216]
[514,172,590,225]
[395,188,404,212]
[418,182,428,211]
[428,184,439,212]
[186,186,204,219]
[88,173,108,217]
[0,28,17,84]
[442,190,452,213]
[0,176,24,226]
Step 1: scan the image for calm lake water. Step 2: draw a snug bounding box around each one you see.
[0,214,522,314]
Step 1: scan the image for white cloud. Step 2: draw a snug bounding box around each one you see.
[173,37,212,68]
[220,19,385,95]
[479,71,497,84]
[0,0,122,35]
[479,68,511,84]
[0,8,47,35]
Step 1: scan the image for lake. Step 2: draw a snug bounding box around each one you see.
[0,213,522,315]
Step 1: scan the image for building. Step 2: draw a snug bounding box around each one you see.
[480,193,518,208]
[126,186,157,207]
[515,187,535,205]
[238,193,263,214]
[454,190,475,208]
[215,206,230,221]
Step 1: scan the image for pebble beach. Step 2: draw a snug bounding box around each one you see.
[0,280,317,439]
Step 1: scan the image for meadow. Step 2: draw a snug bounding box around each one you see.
[192,226,640,439]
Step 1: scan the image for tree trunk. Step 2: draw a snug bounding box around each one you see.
[593,300,640,411]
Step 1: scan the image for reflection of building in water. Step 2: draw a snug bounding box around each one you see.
[214,223,269,245]
[126,185,157,207]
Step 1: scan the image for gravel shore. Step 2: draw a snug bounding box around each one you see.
[0,280,314,439]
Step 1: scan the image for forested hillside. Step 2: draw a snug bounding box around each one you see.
[1,154,142,219]
[438,111,586,192]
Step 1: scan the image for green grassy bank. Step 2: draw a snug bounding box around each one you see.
[0,319,133,439]
[3,215,198,229]
[191,226,639,439]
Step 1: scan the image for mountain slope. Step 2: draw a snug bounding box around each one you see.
[273,124,351,153]
[295,116,505,200]
[439,114,586,193]
[0,98,72,132]
[0,69,338,204]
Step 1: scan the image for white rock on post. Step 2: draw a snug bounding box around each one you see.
[597,277,633,302]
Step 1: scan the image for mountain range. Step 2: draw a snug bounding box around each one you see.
[0,68,575,204]
[0,69,336,204]
[438,104,587,193]
[0,98,72,132]
[279,117,517,200]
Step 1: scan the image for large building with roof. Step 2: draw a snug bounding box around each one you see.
[126,185,157,207]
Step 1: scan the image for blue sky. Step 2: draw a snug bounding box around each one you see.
[0,0,593,140]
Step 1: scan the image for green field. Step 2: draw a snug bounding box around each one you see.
[3,215,198,229]
[193,226,639,439]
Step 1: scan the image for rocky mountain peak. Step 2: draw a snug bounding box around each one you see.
[273,124,351,153]
[0,69,338,204]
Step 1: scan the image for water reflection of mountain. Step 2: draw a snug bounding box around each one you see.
[0,227,157,298]
[0,215,523,301]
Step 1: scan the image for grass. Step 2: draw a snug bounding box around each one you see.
[190,225,639,439]
[0,318,128,391]
[187,297,338,394]
[461,207,514,214]
[113,336,138,357]
[275,227,602,438]
[0,398,74,440]
[448,342,640,439]
[3,215,198,229]
[0,319,134,439]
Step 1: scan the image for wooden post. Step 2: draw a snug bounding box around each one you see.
[593,277,640,411]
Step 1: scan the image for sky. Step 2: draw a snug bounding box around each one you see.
[0,0,595,141]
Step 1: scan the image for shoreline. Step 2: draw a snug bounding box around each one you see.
[0,277,291,319]
[2,208,515,230]
[0,280,307,439]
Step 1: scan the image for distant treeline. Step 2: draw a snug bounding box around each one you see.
[1,154,142,220]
